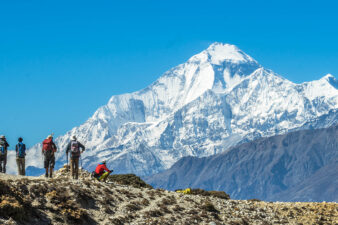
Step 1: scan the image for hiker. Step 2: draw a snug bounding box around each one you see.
[16,137,26,175]
[42,135,57,178]
[93,160,112,182]
[65,135,85,179]
[0,135,9,173]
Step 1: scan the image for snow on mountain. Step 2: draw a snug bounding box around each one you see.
[19,43,338,176]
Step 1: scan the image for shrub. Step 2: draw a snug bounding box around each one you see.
[248,198,261,202]
[141,198,150,206]
[29,184,48,198]
[172,204,185,212]
[126,202,142,212]
[0,196,25,221]
[145,209,163,217]
[146,190,156,200]
[117,189,136,199]
[161,196,177,205]
[191,188,230,200]
[110,217,124,225]
[201,201,219,213]
[157,203,171,214]
[108,174,153,189]
[0,180,11,195]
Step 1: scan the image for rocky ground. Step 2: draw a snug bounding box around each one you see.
[0,168,337,225]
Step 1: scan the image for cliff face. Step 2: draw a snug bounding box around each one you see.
[0,169,337,225]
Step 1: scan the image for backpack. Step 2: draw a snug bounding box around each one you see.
[175,188,191,194]
[42,139,56,158]
[17,143,25,158]
[0,140,6,156]
[0,145,5,156]
[70,141,80,157]
[42,139,53,151]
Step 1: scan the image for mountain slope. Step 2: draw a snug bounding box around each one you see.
[1,169,337,225]
[146,123,338,202]
[22,43,338,176]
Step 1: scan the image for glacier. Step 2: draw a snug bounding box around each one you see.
[18,42,338,176]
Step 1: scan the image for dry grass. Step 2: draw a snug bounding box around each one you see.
[0,169,337,225]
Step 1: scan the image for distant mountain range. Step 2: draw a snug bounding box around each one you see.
[146,123,338,202]
[14,43,337,179]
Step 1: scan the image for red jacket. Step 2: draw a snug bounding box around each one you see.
[95,163,110,176]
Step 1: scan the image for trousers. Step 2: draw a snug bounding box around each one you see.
[16,157,25,175]
[70,157,80,179]
[0,154,7,173]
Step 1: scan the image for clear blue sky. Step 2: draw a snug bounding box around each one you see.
[0,0,337,147]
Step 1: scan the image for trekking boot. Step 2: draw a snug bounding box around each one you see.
[45,173,48,178]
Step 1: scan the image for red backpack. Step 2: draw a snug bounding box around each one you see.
[42,139,55,152]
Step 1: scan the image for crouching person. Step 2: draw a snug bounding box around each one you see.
[93,160,112,182]
[65,136,85,179]
[16,137,26,175]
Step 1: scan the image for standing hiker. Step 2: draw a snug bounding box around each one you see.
[65,135,85,179]
[0,135,9,173]
[42,135,57,178]
[93,160,112,182]
[16,137,26,176]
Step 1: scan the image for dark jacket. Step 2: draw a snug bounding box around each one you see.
[66,140,85,158]
[16,142,26,158]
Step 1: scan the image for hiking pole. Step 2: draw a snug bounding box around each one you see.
[66,153,69,171]
[80,154,83,179]
[80,154,82,169]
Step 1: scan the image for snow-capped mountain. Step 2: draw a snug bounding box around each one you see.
[22,43,338,176]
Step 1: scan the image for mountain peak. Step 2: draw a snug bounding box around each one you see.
[321,73,334,80]
[321,73,338,89]
[190,42,257,65]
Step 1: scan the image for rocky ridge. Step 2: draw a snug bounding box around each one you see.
[0,169,337,225]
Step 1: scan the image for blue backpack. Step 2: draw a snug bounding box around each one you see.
[0,146,5,155]
[17,143,25,158]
